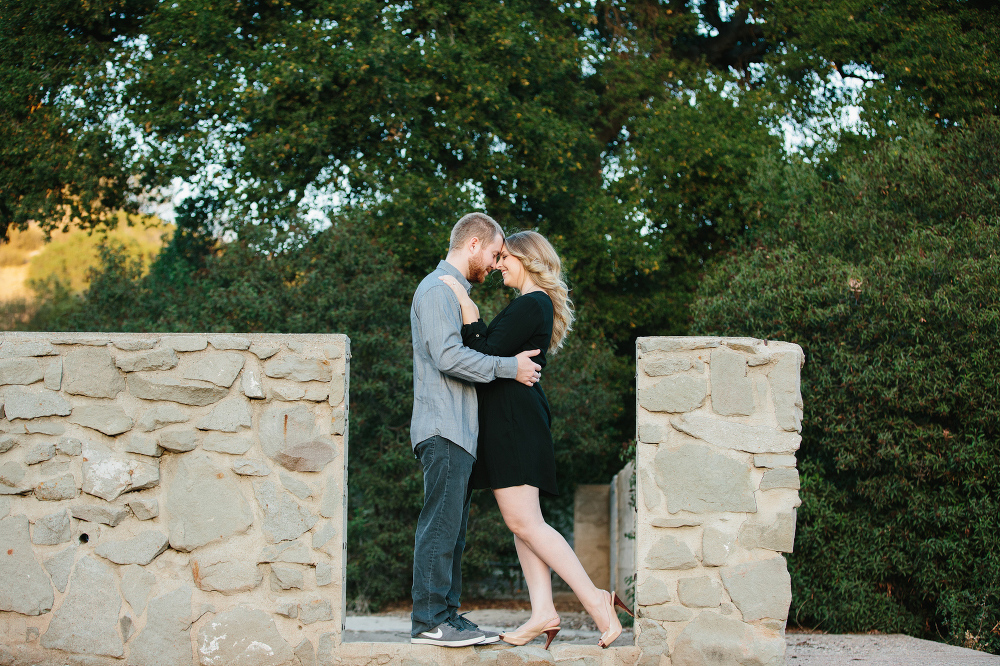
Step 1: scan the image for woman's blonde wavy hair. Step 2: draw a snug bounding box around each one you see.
[504,230,575,355]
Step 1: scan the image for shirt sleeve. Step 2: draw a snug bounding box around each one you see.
[460,296,542,358]
[414,284,518,381]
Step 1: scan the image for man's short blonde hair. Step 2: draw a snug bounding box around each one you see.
[449,213,504,251]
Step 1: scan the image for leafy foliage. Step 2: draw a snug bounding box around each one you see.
[691,119,1000,650]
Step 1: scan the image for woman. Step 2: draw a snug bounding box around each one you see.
[439,230,632,650]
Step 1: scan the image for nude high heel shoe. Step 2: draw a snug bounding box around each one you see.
[597,590,624,649]
[500,617,561,650]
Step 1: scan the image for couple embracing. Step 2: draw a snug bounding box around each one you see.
[409,213,631,650]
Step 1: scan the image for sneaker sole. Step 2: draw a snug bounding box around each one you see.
[411,636,486,647]
[477,635,500,644]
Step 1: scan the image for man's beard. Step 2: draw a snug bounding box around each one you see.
[468,252,490,283]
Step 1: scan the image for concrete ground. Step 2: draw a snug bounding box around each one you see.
[346,610,1000,665]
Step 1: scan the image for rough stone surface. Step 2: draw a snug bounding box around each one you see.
[197,397,252,432]
[128,497,159,520]
[203,432,253,454]
[241,365,265,399]
[68,403,134,435]
[261,539,315,564]
[739,512,797,553]
[56,436,82,455]
[654,443,756,514]
[43,545,76,593]
[44,357,63,389]
[264,354,333,382]
[271,383,306,401]
[646,534,698,570]
[182,352,245,387]
[62,347,126,398]
[276,600,298,618]
[253,480,318,543]
[128,372,229,406]
[0,515,54,614]
[121,564,156,615]
[650,515,703,528]
[164,335,208,352]
[126,433,164,457]
[25,419,64,435]
[638,375,707,413]
[331,406,346,435]
[721,557,793,622]
[294,639,316,666]
[316,561,333,586]
[197,607,295,666]
[637,577,673,606]
[0,434,17,453]
[31,509,71,545]
[113,338,159,351]
[260,403,337,472]
[0,358,44,385]
[638,337,720,354]
[2,387,72,419]
[82,440,159,501]
[637,423,663,444]
[137,403,190,431]
[753,453,796,468]
[33,473,78,500]
[644,358,693,377]
[300,597,333,624]
[166,453,253,552]
[702,525,738,567]
[280,470,315,500]
[209,335,251,350]
[760,468,800,491]
[41,556,123,657]
[678,575,723,607]
[711,347,754,416]
[672,612,785,666]
[232,457,272,476]
[270,564,305,590]
[249,342,279,360]
[0,340,56,358]
[193,558,263,594]
[95,529,169,565]
[0,460,29,494]
[115,348,180,372]
[671,413,801,454]
[768,351,804,432]
[642,604,694,622]
[129,587,194,666]
[159,429,199,452]
[24,442,55,465]
[312,520,337,551]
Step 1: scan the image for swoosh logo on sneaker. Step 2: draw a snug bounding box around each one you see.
[422,628,444,639]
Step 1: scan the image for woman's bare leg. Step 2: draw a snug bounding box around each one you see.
[512,533,558,627]
[494,485,612,633]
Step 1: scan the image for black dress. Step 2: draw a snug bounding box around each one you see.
[461,290,558,497]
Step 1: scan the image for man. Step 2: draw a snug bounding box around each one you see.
[409,212,542,647]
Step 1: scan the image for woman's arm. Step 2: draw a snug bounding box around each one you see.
[461,296,542,357]
[438,275,480,324]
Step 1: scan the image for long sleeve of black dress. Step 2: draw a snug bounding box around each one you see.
[460,295,545,358]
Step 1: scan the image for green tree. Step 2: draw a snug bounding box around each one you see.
[691,119,1000,651]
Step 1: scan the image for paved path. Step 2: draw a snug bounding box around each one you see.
[346,611,1000,664]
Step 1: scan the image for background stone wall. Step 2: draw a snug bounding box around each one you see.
[634,336,803,666]
[0,332,349,666]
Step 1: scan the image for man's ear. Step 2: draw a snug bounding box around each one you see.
[467,236,481,253]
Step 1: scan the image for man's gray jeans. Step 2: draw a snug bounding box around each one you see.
[410,435,474,636]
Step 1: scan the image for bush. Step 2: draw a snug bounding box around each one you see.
[691,119,1000,651]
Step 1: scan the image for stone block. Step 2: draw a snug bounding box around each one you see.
[209,335,251,350]
[158,429,199,452]
[646,534,698,570]
[295,639,316,666]
[739,512,797,553]
[68,403,134,436]
[128,372,229,406]
[0,358,44,385]
[253,479,318,543]
[62,347,126,398]
[644,358,693,377]
[3,386,71,419]
[182,352,246,388]
[241,364,265,399]
[637,423,663,444]
[193,558,263,594]
[125,433,164,457]
[316,562,333,586]
[759,468,800,491]
[753,453,796,468]
[710,347,753,416]
[24,442,55,465]
[654,443,755,514]
[249,342,280,360]
[129,586,195,666]
[0,460,29,494]
[638,338,720,354]
[51,336,109,346]
[203,432,253,454]
[166,453,253,552]
[304,384,330,402]
[0,434,18,453]
[767,350,803,432]
[260,403,337,472]
[671,413,801,454]
[677,576,722,608]
[24,419,64,435]
[701,525,737,567]
[671,612,784,666]
[233,457,272,476]
[640,469,661,510]
[197,607,296,666]
[650,515,703,528]
[56,436,82,455]
[0,515,54,615]
[43,545,76,593]
[319,475,341,519]
[265,354,333,382]
[281,470,316,500]
[261,539,316,564]
[497,646,555,665]
[638,376,707,413]
[634,618,669,650]
[115,347,179,372]
[720,557,792,622]
[312,520,338,551]
[95,530,169,565]
[128,497,159,520]
[638,576,672,606]
[137,403,190,432]
[197,396,252,432]
[32,509,72,546]
[0,340,56,358]
[271,564,305,590]
[300,597,334,624]
[82,440,159,501]
[113,338,159,351]
[34,473,78,500]
[276,600,299,618]
[71,502,129,526]
[331,406,346,435]
[121,564,155,615]
[41,556,123,657]
[641,604,693,622]
[163,335,208,352]
[271,383,306,401]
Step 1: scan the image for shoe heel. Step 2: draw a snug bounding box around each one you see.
[612,591,634,618]
[542,628,559,650]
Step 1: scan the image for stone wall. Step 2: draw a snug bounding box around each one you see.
[0,332,349,666]
[634,336,803,666]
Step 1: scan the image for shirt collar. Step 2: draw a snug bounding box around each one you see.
[438,260,472,293]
